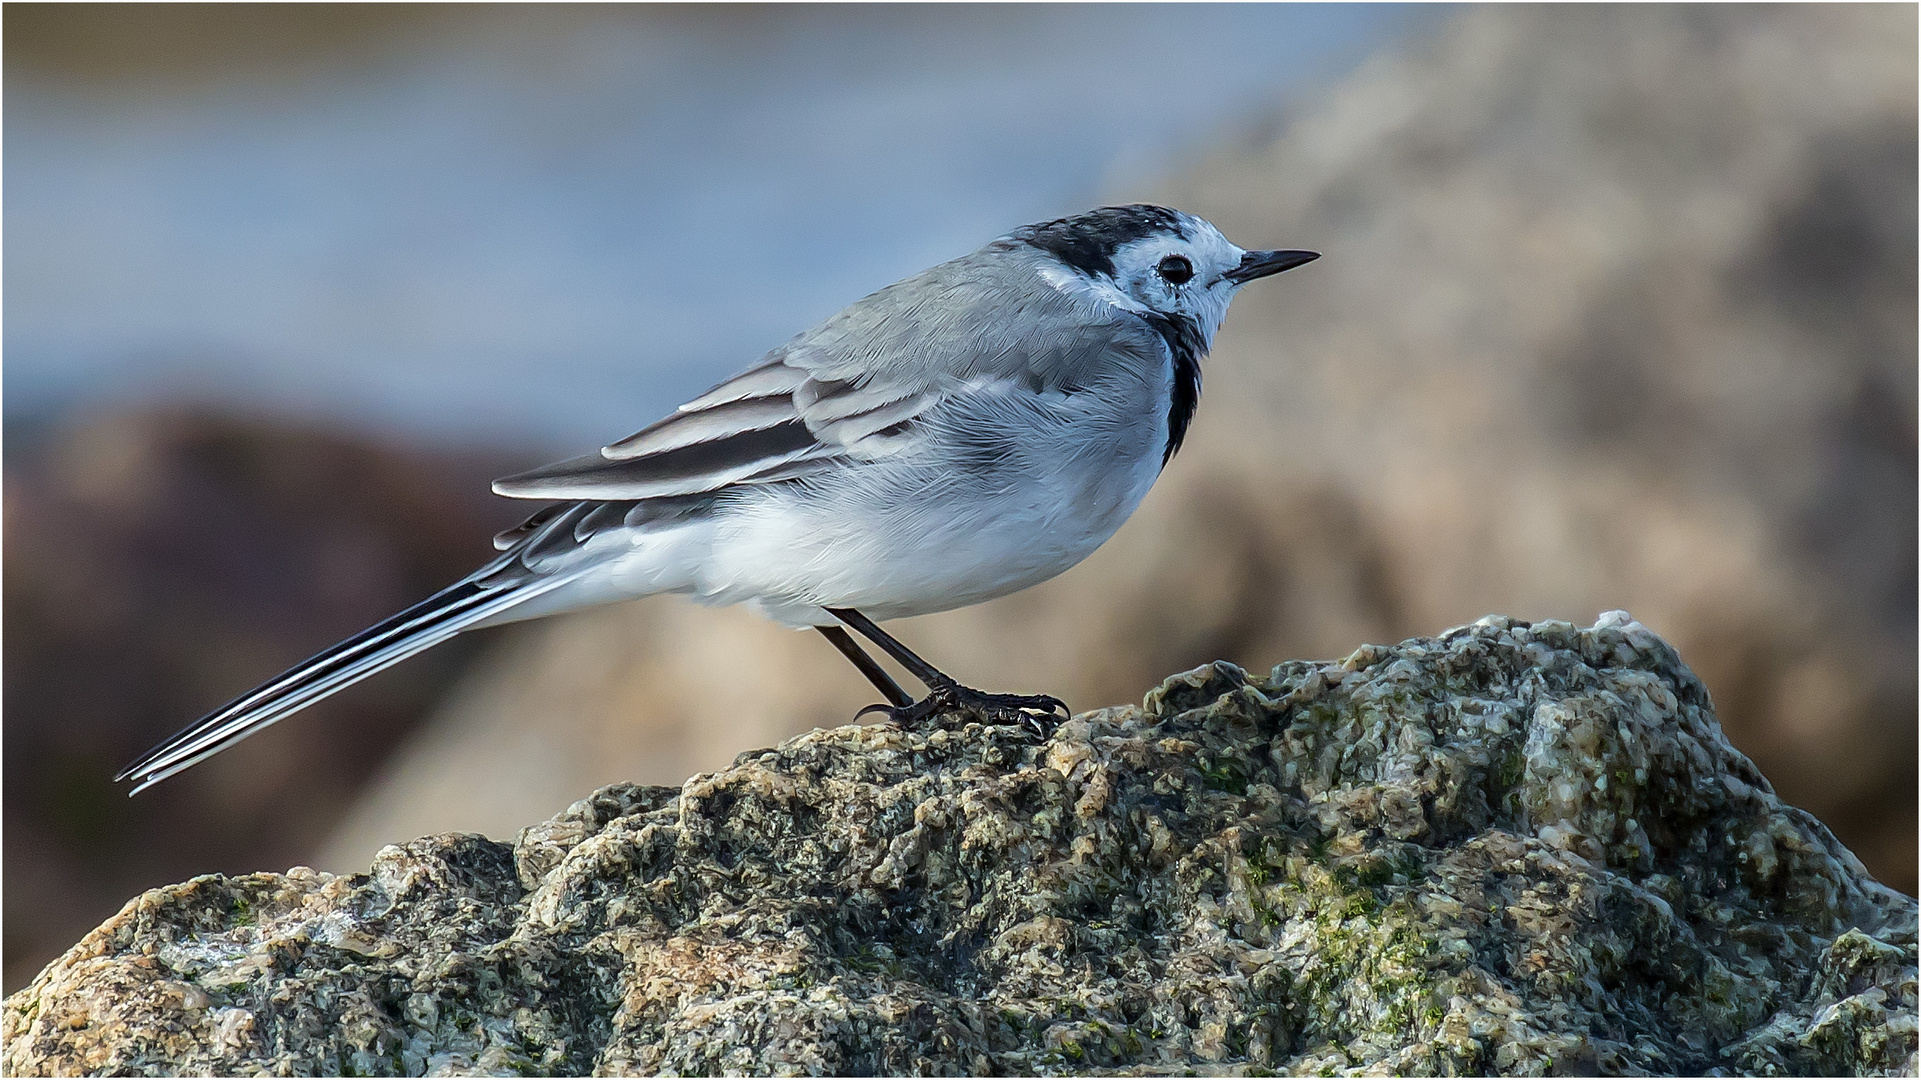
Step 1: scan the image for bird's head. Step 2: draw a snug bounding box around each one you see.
[1013,204,1318,344]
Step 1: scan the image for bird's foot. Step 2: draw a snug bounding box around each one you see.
[858,680,1068,740]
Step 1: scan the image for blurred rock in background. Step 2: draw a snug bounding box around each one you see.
[323,5,1917,906]
[2,409,530,990]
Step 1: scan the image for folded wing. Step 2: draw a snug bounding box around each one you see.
[490,250,1123,503]
[492,353,944,501]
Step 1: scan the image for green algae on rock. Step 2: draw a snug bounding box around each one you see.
[5,613,1914,1076]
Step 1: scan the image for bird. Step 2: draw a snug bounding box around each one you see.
[118,204,1318,793]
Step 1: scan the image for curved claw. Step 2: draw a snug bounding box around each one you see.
[1024,695,1070,719]
[1016,709,1056,741]
[854,702,899,722]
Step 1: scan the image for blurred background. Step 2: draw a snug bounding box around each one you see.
[5,4,1912,993]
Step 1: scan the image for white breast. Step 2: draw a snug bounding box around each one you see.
[690,343,1174,626]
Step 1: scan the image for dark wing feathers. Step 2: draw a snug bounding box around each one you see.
[601,395,798,460]
[573,500,632,541]
[492,420,821,500]
[491,346,942,502]
[674,357,809,412]
[493,502,568,549]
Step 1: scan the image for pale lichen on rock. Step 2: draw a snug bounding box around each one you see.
[5,614,1914,1076]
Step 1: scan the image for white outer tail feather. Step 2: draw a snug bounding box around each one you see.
[118,569,587,794]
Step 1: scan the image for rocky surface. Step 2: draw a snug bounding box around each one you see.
[6,614,1914,1076]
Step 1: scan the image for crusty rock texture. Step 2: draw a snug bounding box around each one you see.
[6,614,1914,1076]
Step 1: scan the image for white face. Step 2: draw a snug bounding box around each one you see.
[1106,217,1247,341]
[1029,208,1298,345]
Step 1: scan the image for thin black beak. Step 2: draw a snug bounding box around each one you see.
[1218,248,1320,285]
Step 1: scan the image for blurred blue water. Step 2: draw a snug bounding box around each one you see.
[7,5,1413,449]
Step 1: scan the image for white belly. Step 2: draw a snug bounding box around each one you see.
[693,379,1169,626]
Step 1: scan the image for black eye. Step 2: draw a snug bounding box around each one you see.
[1157,255,1194,285]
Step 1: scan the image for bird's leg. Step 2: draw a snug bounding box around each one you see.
[824,607,1067,738]
[815,625,913,708]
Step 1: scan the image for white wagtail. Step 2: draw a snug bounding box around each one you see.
[120,205,1317,793]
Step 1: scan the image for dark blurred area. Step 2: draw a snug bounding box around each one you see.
[3,411,528,990]
[5,3,1915,997]
[5,3,442,86]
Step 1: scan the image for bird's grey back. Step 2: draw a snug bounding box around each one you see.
[780,240,1167,397]
[490,231,1175,507]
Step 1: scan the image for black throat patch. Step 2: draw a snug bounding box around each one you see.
[1138,310,1206,466]
[1012,204,1189,279]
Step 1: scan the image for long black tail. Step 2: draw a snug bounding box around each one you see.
[116,568,577,794]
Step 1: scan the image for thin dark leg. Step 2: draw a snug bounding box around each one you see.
[824,607,1067,737]
[824,607,948,688]
[815,625,913,708]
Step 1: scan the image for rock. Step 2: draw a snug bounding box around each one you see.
[5,615,1913,1076]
